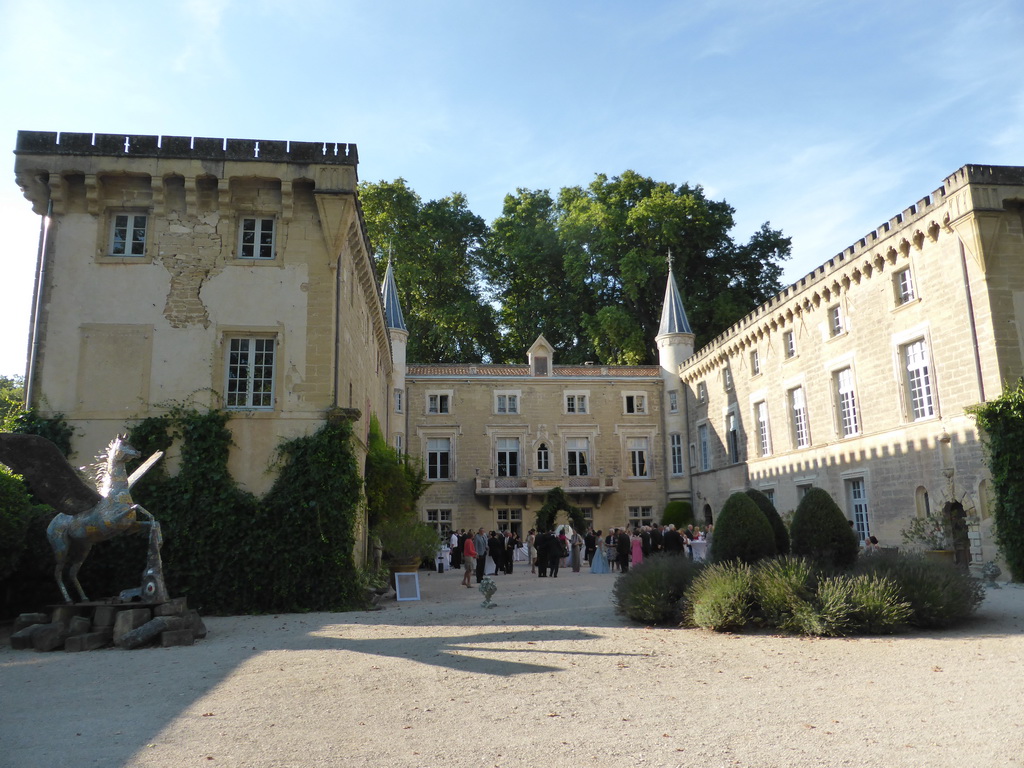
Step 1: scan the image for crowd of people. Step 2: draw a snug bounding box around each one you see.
[449,522,713,585]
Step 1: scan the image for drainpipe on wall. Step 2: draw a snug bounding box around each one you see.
[24,197,52,409]
[958,238,986,402]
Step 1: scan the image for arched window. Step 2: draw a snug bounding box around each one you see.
[536,443,550,472]
[915,486,930,519]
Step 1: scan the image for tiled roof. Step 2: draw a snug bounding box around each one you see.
[407,364,661,378]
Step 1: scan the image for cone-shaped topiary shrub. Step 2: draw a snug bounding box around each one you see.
[709,492,777,564]
[745,488,790,555]
[662,500,693,529]
[789,487,859,569]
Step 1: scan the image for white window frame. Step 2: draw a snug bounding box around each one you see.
[845,476,871,540]
[697,382,707,403]
[669,390,679,413]
[426,436,453,480]
[750,350,761,377]
[724,408,740,465]
[788,385,810,449]
[626,436,650,478]
[238,216,276,260]
[755,400,772,457]
[109,211,149,257]
[670,433,684,476]
[225,335,276,410]
[894,267,916,306]
[784,330,796,359]
[495,391,520,415]
[394,388,403,413]
[829,304,845,337]
[689,442,697,469]
[623,392,647,415]
[698,423,711,471]
[426,391,452,415]
[723,367,733,391]
[627,505,654,528]
[564,390,589,415]
[900,337,936,421]
[834,366,860,437]
[424,508,452,534]
[496,436,521,478]
[394,433,403,456]
[566,436,591,477]
[536,442,551,472]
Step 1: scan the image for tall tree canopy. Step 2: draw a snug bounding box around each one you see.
[358,179,501,364]
[360,172,790,365]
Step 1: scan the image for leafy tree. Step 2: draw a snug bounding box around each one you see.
[358,178,501,363]
[553,171,790,363]
[483,189,595,362]
[0,375,24,429]
[364,414,425,529]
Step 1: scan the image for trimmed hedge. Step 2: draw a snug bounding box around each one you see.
[789,487,859,569]
[710,492,777,565]
[745,488,790,555]
[662,500,694,529]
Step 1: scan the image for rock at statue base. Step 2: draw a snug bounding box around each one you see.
[154,597,187,617]
[31,623,68,651]
[112,608,153,644]
[116,616,188,650]
[13,613,49,634]
[65,632,112,652]
[161,629,195,647]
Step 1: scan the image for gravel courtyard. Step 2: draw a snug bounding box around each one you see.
[2,565,1023,768]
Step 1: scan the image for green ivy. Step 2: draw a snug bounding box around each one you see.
[536,487,587,533]
[8,408,74,456]
[969,378,1024,581]
[0,406,366,616]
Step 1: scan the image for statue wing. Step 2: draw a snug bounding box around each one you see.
[0,433,101,515]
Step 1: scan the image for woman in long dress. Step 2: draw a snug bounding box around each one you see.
[630,529,644,567]
[590,530,610,574]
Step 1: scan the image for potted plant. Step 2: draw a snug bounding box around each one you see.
[900,511,954,562]
[375,518,442,584]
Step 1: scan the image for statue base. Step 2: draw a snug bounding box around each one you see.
[9,596,205,652]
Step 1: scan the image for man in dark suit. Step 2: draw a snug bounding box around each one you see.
[584,529,596,564]
[535,530,552,577]
[650,524,664,554]
[616,528,631,573]
[663,524,684,555]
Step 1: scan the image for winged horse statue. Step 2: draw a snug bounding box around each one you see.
[0,433,166,604]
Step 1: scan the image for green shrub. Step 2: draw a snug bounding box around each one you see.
[709,492,777,564]
[685,561,754,631]
[847,574,911,634]
[854,551,984,628]
[789,487,859,569]
[613,553,702,625]
[745,488,790,555]
[662,500,693,529]
[751,555,815,632]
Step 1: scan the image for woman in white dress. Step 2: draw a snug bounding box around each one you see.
[590,530,610,574]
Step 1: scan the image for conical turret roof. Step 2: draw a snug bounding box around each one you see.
[658,265,692,336]
[381,260,406,331]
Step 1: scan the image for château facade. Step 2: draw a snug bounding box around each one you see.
[13,129,1024,570]
[13,131,392,495]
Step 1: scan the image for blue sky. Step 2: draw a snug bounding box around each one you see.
[1,0,1021,376]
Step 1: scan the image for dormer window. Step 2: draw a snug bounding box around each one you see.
[534,356,548,376]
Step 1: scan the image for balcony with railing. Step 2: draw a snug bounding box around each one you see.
[474,473,619,507]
